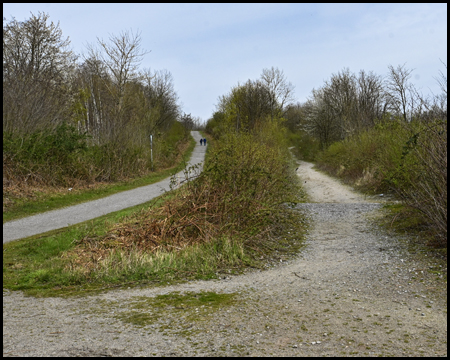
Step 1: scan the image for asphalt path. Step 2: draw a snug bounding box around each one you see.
[3,131,207,244]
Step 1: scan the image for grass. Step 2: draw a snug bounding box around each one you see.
[3,192,175,297]
[3,136,196,223]
[3,126,309,298]
[114,291,238,327]
[3,175,307,298]
[379,203,447,257]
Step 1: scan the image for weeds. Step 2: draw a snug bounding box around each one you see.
[3,123,308,296]
[315,117,447,248]
[62,126,304,281]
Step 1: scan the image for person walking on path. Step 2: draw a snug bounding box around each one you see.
[203,138,207,146]
[200,138,203,146]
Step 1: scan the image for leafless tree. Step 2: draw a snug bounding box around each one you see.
[260,67,295,119]
[322,68,359,138]
[385,63,414,122]
[356,69,386,128]
[83,30,149,141]
[96,30,148,111]
[304,88,342,149]
[3,12,77,133]
[180,113,194,132]
[141,68,180,134]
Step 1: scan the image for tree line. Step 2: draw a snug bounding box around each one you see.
[3,12,199,186]
[283,64,446,150]
[206,61,446,246]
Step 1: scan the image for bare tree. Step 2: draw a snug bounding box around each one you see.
[3,12,77,133]
[141,68,180,133]
[74,56,114,142]
[356,69,387,128]
[385,63,414,122]
[97,30,148,106]
[84,29,149,140]
[304,88,342,149]
[180,113,194,132]
[260,67,295,119]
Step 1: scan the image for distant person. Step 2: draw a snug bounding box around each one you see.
[203,138,207,146]
[200,138,203,146]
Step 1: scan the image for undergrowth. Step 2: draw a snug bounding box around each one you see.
[3,123,308,297]
[3,127,195,222]
[3,121,190,206]
[315,117,447,248]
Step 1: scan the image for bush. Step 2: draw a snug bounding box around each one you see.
[3,119,191,188]
[287,130,321,162]
[315,118,410,193]
[3,123,90,186]
[314,117,447,247]
[390,119,447,247]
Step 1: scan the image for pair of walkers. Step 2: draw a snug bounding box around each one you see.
[199,138,207,146]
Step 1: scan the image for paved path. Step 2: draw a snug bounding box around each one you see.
[3,131,207,244]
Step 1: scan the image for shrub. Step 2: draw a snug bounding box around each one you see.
[390,119,447,247]
[314,117,447,247]
[65,121,303,275]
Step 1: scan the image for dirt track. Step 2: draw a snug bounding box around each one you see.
[3,160,447,357]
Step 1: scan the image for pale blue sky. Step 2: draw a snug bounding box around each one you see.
[3,3,447,123]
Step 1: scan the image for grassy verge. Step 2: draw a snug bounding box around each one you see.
[378,203,447,257]
[3,127,309,298]
[3,184,307,298]
[3,136,196,223]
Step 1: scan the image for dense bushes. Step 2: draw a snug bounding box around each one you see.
[392,119,447,247]
[196,122,300,236]
[146,120,302,249]
[315,117,447,247]
[3,121,189,188]
[315,118,407,192]
[3,124,90,186]
[60,121,305,278]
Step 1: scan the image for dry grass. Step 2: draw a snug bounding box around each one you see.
[62,129,301,275]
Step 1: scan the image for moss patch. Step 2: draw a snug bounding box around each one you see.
[114,291,238,328]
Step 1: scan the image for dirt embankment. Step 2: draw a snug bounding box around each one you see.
[3,160,447,357]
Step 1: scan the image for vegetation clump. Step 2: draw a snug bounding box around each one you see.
[3,12,198,215]
[62,122,305,283]
[282,63,447,248]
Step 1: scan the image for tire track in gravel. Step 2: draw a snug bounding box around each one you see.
[3,160,447,357]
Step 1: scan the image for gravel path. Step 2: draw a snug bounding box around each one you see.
[3,131,206,244]
[3,160,447,357]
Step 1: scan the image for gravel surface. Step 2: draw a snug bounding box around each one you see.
[3,131,206,244]
[3,160,447,357]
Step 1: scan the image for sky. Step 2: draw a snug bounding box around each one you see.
[3,3,447,124]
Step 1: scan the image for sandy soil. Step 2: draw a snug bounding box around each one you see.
[3,160,447,357]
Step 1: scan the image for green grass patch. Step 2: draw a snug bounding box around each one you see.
[3,185,307,298]
[2,192,174,297]
[115,291,237,327]
[4,124,309,298]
